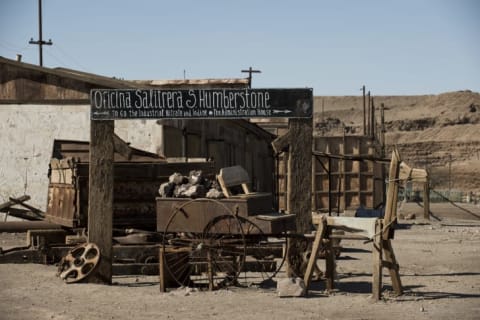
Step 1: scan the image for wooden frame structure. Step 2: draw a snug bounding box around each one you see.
[303,148,405,300]
[88,89,313,284]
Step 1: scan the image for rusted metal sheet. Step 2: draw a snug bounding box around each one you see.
[46,184,77,227]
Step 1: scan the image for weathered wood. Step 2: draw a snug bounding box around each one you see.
[424,177,430,220]
[382,239,403,295]
[383,149,400,240]
[324,239,335,292]
[372,220,383,300]
[159,247,166,292]
[88,120,114,284]
[112,263,158,276]
[271,129,291,154]
[0,195,31,211]
[216,165,251,197]
[113,133,133,160]
[303,216,326,292]
[288,118,313,233]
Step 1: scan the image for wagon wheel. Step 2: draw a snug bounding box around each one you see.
[162,199,246,290]
[223,216,287,288]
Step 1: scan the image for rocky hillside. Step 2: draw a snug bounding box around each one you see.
[314,90,480,193]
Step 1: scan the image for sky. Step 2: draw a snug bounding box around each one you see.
[0,0,479,95]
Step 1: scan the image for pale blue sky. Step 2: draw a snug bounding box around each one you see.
[1,0,479,95]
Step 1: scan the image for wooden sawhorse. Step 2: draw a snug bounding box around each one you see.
[304,148,404,300]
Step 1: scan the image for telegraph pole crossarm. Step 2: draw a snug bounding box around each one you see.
[241,67,261,88]
[29,0,53,67]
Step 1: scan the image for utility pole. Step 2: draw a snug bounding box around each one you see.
[367,90,371,137]
[371,96,375,140]
[241,67,261,88]
[29,0,52,66]
[361,85,366,135]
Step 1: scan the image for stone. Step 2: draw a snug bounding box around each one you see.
[277,277,306,297]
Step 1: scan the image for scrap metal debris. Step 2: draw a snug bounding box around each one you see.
[57,242,101,283]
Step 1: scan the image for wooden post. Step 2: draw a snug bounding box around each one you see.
[423,176,430,220]
[88,120,114,284]
[312,155,317,211]
[324,239,335,292]
[288,118,313,233]
[372,219,383,300]
[159,247,166,292]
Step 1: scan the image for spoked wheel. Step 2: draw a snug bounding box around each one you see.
[162,199,246,290]
[228,217,287,288]
[57,243,100,283]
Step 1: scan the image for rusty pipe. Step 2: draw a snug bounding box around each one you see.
[0,221,62,233]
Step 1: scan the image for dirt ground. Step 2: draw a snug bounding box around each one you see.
[1,202,479,320]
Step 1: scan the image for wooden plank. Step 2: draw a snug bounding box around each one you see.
[382,239,403,296]
[383,149,400,240]
[87,120,114,284]
[304,216,326,293]
[0,195,30,212]
[217,166,250,187]
[271,129,291,154]
[113,133,132,160]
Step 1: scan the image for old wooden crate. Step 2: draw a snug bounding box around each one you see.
[45,139,215,230]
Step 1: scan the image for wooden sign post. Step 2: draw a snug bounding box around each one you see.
[88,88,313,284]
[87,120,114,283]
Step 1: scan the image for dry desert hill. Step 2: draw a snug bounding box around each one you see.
[313,90,480,194]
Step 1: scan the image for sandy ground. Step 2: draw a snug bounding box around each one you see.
[1,202,480,320]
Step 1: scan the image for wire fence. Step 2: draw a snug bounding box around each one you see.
[400,187,477,204]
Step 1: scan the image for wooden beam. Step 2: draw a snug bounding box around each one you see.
[424,177,430,220]
[271,129,291,154]
[288,118,313,233]
[113,133,132,160]
[88,120,114,284]
[382,239,403,296]
[324,239,335,292]
[303,216,326,292]
[372,220,383,300]
[383,149,400,240]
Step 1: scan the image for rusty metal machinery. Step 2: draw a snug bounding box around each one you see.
[160,199,287,290]
[57,243,100,283]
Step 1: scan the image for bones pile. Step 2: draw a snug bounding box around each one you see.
[158,170,224,199]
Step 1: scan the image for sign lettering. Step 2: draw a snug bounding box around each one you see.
[90,88,313,120]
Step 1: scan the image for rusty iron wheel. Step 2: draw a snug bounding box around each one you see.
[162,199,246,290]
[230,216,287,288]
[57,243,100,283]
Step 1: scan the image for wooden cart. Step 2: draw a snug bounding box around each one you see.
[157,166,296,291]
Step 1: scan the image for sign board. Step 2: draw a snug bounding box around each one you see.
[90,88,313,120]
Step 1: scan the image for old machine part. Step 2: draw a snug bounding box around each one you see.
[161,199,287,290]
[57,243,100,283]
